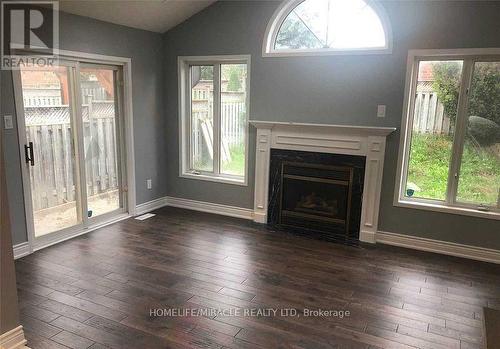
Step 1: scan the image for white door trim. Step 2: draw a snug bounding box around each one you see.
[13,49,136,253]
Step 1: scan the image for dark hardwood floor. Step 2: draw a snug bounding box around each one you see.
[16,207,500,349]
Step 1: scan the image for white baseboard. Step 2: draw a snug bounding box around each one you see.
[0,325,29,349]
[166,196,254,220]
[13,242,30,260]
[376,231,500,264]
[135,197,169,215]
[135,196,254,220]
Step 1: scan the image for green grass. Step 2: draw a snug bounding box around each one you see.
[407,134,499,205]
[222,144,245,176]
[457,140,500,204]
[192,144,245,176]
[407,134,453,200]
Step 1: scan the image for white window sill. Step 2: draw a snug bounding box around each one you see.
[395,199,500,221]
[180,172,247,186]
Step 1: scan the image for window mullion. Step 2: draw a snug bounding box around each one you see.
[445,58,474,205]
[213,64,221,176]
[187,64,194,171]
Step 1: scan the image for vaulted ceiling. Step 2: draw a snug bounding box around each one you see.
[58,0,216,33]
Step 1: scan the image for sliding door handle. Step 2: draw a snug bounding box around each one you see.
[24,142,34,166]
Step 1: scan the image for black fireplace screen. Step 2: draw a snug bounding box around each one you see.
[267,149,365,240]
[279,162,353,232]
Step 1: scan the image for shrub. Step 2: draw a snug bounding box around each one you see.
[467,115,500,146]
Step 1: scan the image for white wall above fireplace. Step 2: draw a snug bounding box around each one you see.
[250,120,396,243]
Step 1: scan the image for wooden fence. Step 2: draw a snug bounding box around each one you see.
[26,115,118,211]
[192,101,246,165]
[413,89,451,135]
[221,102,246,146]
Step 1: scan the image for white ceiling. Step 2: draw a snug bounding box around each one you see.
[58,0,216,33]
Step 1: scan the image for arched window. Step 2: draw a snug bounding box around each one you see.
[263,0,392,56]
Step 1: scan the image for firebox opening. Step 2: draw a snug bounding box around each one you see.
[268,149,365,242]
[279,162,353,233]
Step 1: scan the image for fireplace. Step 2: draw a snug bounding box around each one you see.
[268,149,365,241]
[251,120,395,243]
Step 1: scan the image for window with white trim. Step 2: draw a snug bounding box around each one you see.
[178,55,250,185]
[263,0,391,57]
[396,49,500,217]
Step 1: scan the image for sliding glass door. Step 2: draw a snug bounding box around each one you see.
[18,60,126,241]
[79,65,123,220]
[20,62,83,237]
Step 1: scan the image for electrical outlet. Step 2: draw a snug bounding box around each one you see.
[4,115,13,129]
[377,105,386,118]
[146,179,152,189]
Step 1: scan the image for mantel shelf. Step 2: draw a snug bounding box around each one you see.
[249,120,396,137]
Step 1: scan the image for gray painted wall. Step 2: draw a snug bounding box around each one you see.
[2,11,165,245]
[163,1,500,249]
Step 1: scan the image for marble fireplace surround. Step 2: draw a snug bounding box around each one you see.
[250,121,396,243]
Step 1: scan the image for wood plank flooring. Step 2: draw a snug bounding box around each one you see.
[16,207,500,349]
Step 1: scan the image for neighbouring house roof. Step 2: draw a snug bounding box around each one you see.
[25,101,115,126]
[418,62,435,81]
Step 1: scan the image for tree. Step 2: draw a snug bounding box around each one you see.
[226,68,242,92]
[275,12,321,49]
[431,62,462,124]
[468,63,500,127]
[200,66,213,80]
[432,62,500,126]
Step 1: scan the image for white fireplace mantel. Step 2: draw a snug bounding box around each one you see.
[250,120,396,243]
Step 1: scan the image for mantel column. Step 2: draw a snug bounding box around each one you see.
[359,136,387,243]
[253,127,271,223]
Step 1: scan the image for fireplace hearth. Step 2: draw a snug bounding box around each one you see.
[268,149,365,241]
